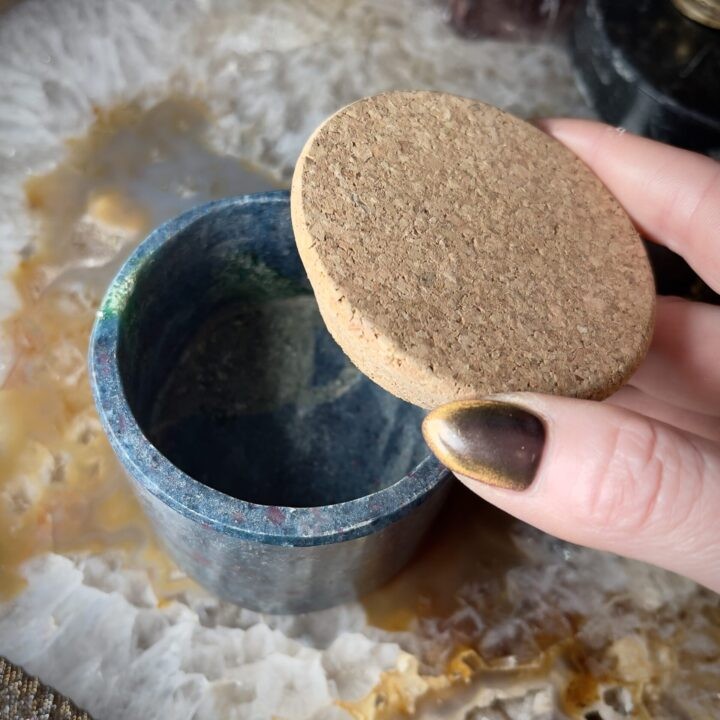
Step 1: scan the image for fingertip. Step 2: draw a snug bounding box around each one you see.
[534,118,633,163]
[527,116,564,133]
[443,393,720,590]
[529,116,609,139]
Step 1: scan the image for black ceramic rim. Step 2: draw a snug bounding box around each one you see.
[89,191,449,547]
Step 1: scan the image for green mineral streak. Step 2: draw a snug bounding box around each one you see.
[102,248,305,323]
[100,268,140,320]
[209,253,310,304]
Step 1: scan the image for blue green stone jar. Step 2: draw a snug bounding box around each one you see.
[89,191,451,613]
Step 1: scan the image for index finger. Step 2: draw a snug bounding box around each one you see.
[535,119,720,293]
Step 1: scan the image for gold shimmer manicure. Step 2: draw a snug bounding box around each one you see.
[422,400,546,491]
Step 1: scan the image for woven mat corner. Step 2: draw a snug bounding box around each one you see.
[0,657,93,720]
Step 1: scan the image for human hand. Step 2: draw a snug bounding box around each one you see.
[422,120,720,592]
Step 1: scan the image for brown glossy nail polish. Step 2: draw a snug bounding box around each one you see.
[422,400,545,491]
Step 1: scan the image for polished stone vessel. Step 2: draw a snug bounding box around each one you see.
[89,191,451,613]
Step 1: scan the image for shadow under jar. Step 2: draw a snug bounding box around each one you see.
[90,191,451,613]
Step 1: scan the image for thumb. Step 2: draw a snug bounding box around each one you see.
[422,395,720,592]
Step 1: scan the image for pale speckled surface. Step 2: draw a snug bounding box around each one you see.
[292,91,654,408]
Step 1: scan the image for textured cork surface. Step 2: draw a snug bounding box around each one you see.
[291,91,655,408]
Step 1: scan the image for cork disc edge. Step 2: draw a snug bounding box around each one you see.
[291,92,656,409]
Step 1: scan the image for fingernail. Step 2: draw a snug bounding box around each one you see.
[422,400,546,491]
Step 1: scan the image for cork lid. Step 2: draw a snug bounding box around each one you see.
[290,91,655,409]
